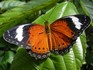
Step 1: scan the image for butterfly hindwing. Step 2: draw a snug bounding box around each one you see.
[50,15,90,54]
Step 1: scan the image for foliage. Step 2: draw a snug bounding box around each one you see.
[0,0,93,70]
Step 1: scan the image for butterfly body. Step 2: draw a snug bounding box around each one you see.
[3,15,90,59]
[45,21,51,34]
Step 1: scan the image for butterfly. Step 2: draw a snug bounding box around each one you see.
[3,15,90,59]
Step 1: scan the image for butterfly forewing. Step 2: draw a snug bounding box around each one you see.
[50,15,90,54]
[3,24,33,49]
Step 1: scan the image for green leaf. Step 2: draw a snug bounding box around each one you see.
[10,1,86,70]
[86,46,93,64]
[0,51,15,70]
[0,63,10,70]
[72,37,83,70]
[10,48,38,70]
[34,1,78,24]
[0,1,25,10]
[80,33,87,59]
[0,37,15,70]
[79,0,93,67]
[0,0,59,37]
[73,0,85,14]
[0,51,15,64]
[80,0,93,21]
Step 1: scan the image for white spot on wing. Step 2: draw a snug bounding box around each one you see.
[69,16,82,29]
[15,24,29,42]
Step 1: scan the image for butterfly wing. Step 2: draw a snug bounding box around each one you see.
[27,24,50,59]
[3,24,31,48]
[50,15,90,54]
[3,24,50,59]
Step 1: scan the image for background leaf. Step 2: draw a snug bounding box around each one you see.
[79,0,93,69]
[80,0,93,21]
[0,1,25,10]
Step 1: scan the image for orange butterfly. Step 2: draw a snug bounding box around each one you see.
[3,15,90,59]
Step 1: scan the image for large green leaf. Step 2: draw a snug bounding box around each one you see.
[0,51,15,64]
[80,0,93,21]
[10,1,86,70]
[80,33,87,60]
[0,1,25,10]
[0,51,15,70]
[0,0,59,37]
[80,0,93,66]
